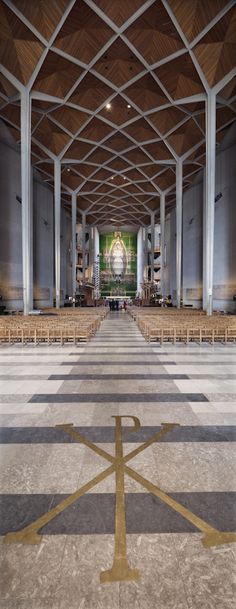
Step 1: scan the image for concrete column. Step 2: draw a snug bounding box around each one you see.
[21,89,33,315]
[144,227,148,281]
[54,159,61,309]
[71,193,77,300]
[176,160,183,309]
[137,227,144,296]
[204,92,216,316]
[202,168,207,310]
[82,213,86,283]
[160,192,165,297]
[150,212,155,283]
[89,226,94,283]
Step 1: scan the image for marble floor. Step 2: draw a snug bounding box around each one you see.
[0,312,236,609]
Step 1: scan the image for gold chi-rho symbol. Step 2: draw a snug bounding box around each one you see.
[4,416,236,582]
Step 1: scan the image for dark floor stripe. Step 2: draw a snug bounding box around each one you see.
[60,361,177,366]
[48,374,188,380]
[29,393,208,403]
[0,426,234,444]
[70,351,161,355]
[0,353,78,357]
[1,493,235,535]
[0,362,75,367]
[0,375,50,380]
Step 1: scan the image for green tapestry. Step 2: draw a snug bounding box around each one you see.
[100,232,137,297]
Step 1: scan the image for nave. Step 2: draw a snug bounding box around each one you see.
[0,312,235,609]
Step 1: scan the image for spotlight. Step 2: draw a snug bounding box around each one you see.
[106,103,111,110]
[127,104,131,109]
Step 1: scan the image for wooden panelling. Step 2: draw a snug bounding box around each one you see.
[153,168,175,190]
[194,6,236,87]
[54,1,113,64]
[125,74,168,111]
[34,116,71,155]
[155,54,204,99]
[34,51,82,97]
[69,74,113,112]
[99,95,138,125]
[91,168,112,181]
[93,39,144,87]
[168,0,228,42]
[1,0,235,227]
[63,140,93,160]
[0,104,20,128]
[124,118,159,142]
[105,134,133,152]
[219,76,236,100]
[126,2,183,64]
[85,149,112,165]
[50,107,89,135]
[125,149,151,165]
[0,74,17,97]
[143,141,174,160]
[167,118,203,155]
[140,164,163,178]
[216,106,236,130]
[80,117,112,142]
[106,159,130,172]
[72,164,97,178]
[61,170,84,190]
[0,4,44,85]
[150,107,187,135]
[12,0,70,40]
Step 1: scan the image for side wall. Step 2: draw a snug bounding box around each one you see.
[0,122,72,310]
[163,138,236,312]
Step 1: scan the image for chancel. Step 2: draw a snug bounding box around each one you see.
[0,1,236,608]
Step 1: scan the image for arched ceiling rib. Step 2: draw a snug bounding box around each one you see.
[0,0,235,226]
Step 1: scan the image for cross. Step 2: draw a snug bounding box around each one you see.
[4,417,236,582]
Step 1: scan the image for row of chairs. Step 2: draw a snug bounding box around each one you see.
[0,308,108,345]
[0,325,97,345]
[128,307,236,344]
[146,327,236,344]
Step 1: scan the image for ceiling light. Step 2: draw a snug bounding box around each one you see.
[67,168,71,172]
[111,176,114,180]
[127,104,131,109]
[106,103,111,110]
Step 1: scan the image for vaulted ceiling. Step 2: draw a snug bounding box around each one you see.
[0,0,235,227]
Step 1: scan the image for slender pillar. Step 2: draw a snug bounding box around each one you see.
[150,212,155,283]
[71,193,77,301]
[160,193,165,297]
[54,159,61,309]
[89,227,94,283]
[21,89,33,315]
[137,227,144,297]
[202,168,207,311]
[144,227,148,281]
[82,213,86,283]
[176,160,183,309]
[204,92,216,316]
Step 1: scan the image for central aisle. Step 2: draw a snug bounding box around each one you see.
[0,311,235,609]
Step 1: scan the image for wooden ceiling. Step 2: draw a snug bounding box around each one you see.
[0,0,235,226]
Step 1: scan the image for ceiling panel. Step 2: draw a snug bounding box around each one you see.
[0,0,235,226]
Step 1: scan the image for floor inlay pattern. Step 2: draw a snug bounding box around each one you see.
[0,312,235,608]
